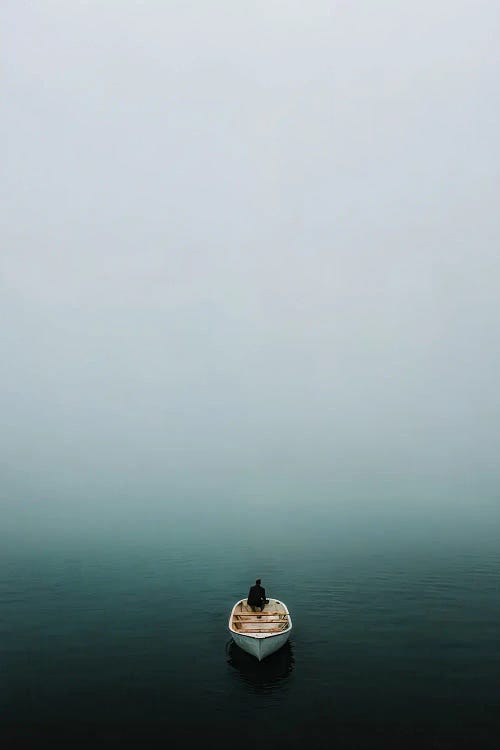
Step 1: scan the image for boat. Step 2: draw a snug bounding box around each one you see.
[228,598,293,661]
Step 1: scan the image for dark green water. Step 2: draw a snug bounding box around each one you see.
[2,499,499,748]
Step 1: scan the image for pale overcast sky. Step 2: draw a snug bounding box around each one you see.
[2,1,499,534]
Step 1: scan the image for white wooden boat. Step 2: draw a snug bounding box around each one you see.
[228,598,292,661]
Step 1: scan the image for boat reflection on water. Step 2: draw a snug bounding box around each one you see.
[226,639,295,693]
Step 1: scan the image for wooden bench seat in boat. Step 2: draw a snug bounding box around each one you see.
[234,615,288,622]
[234,616,288,620]
[234,613,288,617]
[235,623,289,627]
[236,628,288,633]
[234,620,287,624]
[235,612,285,616]
[233,620,289,628]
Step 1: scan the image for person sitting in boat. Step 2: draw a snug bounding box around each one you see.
[247,578,269,612]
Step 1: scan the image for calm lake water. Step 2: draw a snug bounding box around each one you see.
[1,497,499,748]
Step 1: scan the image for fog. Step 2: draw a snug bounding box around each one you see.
[2,1,499,542]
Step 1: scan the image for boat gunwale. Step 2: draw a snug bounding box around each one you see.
[228,598,293,640]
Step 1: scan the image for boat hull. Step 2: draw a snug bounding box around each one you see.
[229,597,292,661]
[231,629,291,661]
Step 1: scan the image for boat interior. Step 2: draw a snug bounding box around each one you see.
[230,598,290,634]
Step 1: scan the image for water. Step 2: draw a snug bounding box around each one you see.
[1,499,499,748]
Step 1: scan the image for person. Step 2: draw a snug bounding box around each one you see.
[247,578,269,612]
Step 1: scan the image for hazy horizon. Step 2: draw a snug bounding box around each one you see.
[2,1,499,544]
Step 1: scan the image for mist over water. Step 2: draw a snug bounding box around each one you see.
[2,0,499,746]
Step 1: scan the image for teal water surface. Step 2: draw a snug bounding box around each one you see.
[2,498,499,748]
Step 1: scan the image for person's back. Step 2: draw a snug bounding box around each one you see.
[247,578,268,611]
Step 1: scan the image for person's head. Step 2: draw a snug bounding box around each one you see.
[256,578,261,585]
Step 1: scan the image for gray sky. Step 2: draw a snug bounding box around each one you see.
[2,1,499,533]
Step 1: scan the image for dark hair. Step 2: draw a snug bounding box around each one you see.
[256,578,261,584]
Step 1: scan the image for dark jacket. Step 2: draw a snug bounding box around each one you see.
[247,583,266,607]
